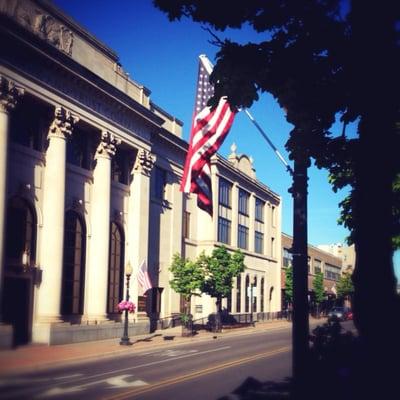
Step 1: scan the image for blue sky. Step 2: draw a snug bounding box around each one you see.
[53,0,399,279]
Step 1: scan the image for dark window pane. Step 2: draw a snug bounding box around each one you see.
[238,189,249,215]
[238,224,248,250]
[218,217,231,244]
[61,211,86,316]
[218,178,231,207]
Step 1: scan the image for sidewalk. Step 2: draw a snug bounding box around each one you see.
[0,319,294,377]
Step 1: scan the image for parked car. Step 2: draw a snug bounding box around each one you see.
[327,307,353,322]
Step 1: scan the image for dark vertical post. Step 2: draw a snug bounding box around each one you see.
[120,267,132,346]
[291,148,310,398]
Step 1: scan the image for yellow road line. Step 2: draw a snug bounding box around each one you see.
[103,346,291,400]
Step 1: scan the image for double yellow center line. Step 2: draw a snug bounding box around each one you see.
[104,346,290,400]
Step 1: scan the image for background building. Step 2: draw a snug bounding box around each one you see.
[281,233,343,315]
[317,243,356,274]
[0,0,282,347]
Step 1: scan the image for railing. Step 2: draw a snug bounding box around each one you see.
[156,311,288,333]
[156,314,183,330]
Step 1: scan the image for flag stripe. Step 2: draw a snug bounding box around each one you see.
[182,99,235,192]
[137,260,152,295]
[180,56,236,214]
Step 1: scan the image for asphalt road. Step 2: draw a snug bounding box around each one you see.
[0,321,344,400]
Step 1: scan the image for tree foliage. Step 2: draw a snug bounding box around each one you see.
[198,246,245,311]
[313,272,325,305]
[336,270,354,300]
[169,253,204,303]
[155,1,400,395]
[284,265,293,304]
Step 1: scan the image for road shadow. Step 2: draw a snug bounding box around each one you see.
[218,320,361,399]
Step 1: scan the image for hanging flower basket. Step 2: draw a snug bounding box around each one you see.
[117,300,136,313]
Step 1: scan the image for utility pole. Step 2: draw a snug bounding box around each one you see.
[290,131,310,398]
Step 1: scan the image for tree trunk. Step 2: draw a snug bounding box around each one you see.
[350,1,400,396]
[215,297,222,332]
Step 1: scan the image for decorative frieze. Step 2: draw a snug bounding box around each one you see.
[95,130,121,158]
[133,149,156,176]
[1,32,150,138]
[1,0,73,55]
[0,76,24,113]
[48,106,79,139]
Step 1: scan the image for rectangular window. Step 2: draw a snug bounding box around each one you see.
[271,205,276,226]
[218,217,231,244]
[271,237,275,257]
[314,259,321,274]
[255,198,264,222]
[154,167,167,200]
[238,189,249,216]
[325,263,340,281]
[112,150,129,185]
[283,248,292,268]
[218,178,232,208]
[238,224,248,250]
[182,211,190,239]
[308,256,311,274]
[255,231,264,254]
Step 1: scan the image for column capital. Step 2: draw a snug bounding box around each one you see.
[133,149,156,176]
[48,106,79,139]
[95,130,121,159]
[0,76,24,113]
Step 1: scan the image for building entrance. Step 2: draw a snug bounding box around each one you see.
[2,275,33,346]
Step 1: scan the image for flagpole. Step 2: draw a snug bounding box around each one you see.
[199,55,293,176]
[243,109,293,176]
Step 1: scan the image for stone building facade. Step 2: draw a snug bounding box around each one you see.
[0,0,282,347]
[281,233,342,313]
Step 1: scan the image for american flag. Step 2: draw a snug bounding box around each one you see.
[180,55,236,215]
[137,260,152,296]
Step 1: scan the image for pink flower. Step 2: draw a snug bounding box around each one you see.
[117,300,136,313]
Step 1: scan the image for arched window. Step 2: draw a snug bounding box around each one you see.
[107,222,125,315]
[261,277,265,312]
[61,211,86,316]
[236,275,241,313]
[245,275,250,312]
[5,197,36,266]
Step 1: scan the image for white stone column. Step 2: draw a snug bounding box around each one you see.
[127,149,155,318]
[36,107,79,325]
[0,77,23,325]
[85,131,120,322]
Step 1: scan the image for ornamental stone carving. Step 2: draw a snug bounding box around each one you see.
[48,106,79,139]
[0,76,24,113]
[133,149,156,176]
[1,0,74,55]
[95,130,121,158]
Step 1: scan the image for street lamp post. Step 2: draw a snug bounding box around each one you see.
[120,262,133,346]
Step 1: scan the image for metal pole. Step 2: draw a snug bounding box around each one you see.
[120,274,132,346]
[291,150,310,398]
[243,109,293,176]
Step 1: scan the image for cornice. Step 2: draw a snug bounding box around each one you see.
[0,19,165,133]
[213,153,281,203]
[34,0,119,62]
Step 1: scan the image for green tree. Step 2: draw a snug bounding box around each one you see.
[313,272,325,317]
[198,246,245,331]
[169,253,204,330]
[336,270,354,301]
[284,265,293,305]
